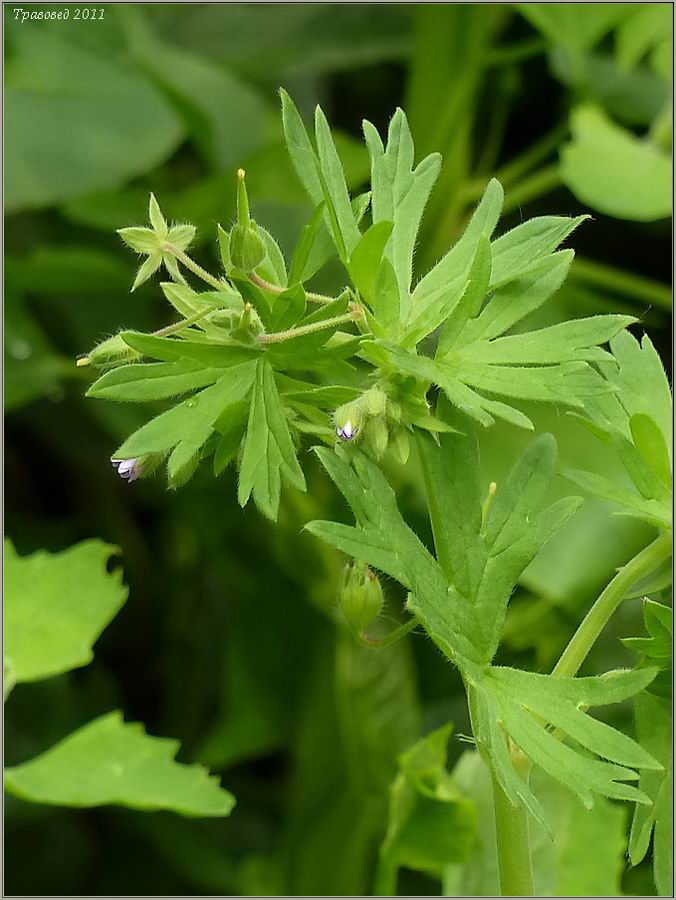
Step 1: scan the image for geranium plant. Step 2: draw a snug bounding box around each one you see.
[77,92,672,897]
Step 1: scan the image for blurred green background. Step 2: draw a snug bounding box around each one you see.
[5,4,671,895]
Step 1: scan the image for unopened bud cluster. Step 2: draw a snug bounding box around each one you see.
[339,561,384,637]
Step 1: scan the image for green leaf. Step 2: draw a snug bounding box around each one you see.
[561,105,672,221]
[288,201,326,285]
[257,227,288,288]
[436,235,492,357]
[4,539,127,688]
[269,284,307,332]
[348,220,393,305]
[415,411,484,598]
[616,5,673,72]
[568,330,673,529]
[476,665,659,824]
[623,600,672,701]
[377,725,476,891]
[630,413,672,489]
[563,468,671,529]
[489,215,589,288]
[406,178,504,345]
[628,691,672,895]
[463,314,635,365]
[119,331,260,367]
[237,359,306,520]
[518,4,629,54]
[310,437,578,669]
[279,88,324,206]
[115,360,257,462]
[363,109,441,315]
[464,250,573,343]
[378,341,610,431]
[4,711,234,818]
[87,360,223,402]
[314,105,363,259]
[6,29,183,213]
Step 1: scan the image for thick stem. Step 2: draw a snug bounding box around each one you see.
[553,531,672,678]
[492,750,534,897]
[162,243,224,291]
[419,437,535,896]
[373,855,397,896]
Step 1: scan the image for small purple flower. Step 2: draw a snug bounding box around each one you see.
[111,457,145,482]
[336,420,358,441]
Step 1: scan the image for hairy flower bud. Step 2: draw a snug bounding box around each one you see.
[229,169,266,272]
[339,561,384,636]
[78,334,142,369]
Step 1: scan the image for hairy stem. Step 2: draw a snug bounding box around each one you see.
[162,243,224,291]
[257,311,357,345]
[248,271,336,306]
[492,750,534,897]
[553,531,672,678]
[419,437,535,897]
[153,307,212,338]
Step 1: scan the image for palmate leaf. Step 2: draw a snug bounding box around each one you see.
[4,711,235,818]
[473,666,661,829]
[4,539,127,695]
[114,359,257,482]
[363,108,442,320]
[307,432,659,825]
[237,358,306,520]
[565,331,673,529]
[308,426,581,669]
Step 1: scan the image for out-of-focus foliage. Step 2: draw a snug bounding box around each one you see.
[5,3,671,896]
[4,540,235,818]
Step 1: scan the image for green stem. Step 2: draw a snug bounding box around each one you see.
[492,750,534,897]
[248,271,335,306]
[419,437,534,896]
[257,311,357,345]
[569,258,672,312]
[153,307,212,338]
[358,615,418,649]
[163,243,224,291]
[373,854,397,896]
[553,532,672,678]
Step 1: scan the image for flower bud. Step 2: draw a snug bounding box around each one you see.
[363,417,390,460]
[335,399,362,442]
[391,426,410,465]
[78,334,142,369]
[339,561,384,636]
[229,221,266,272]
[229,169,266,272]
